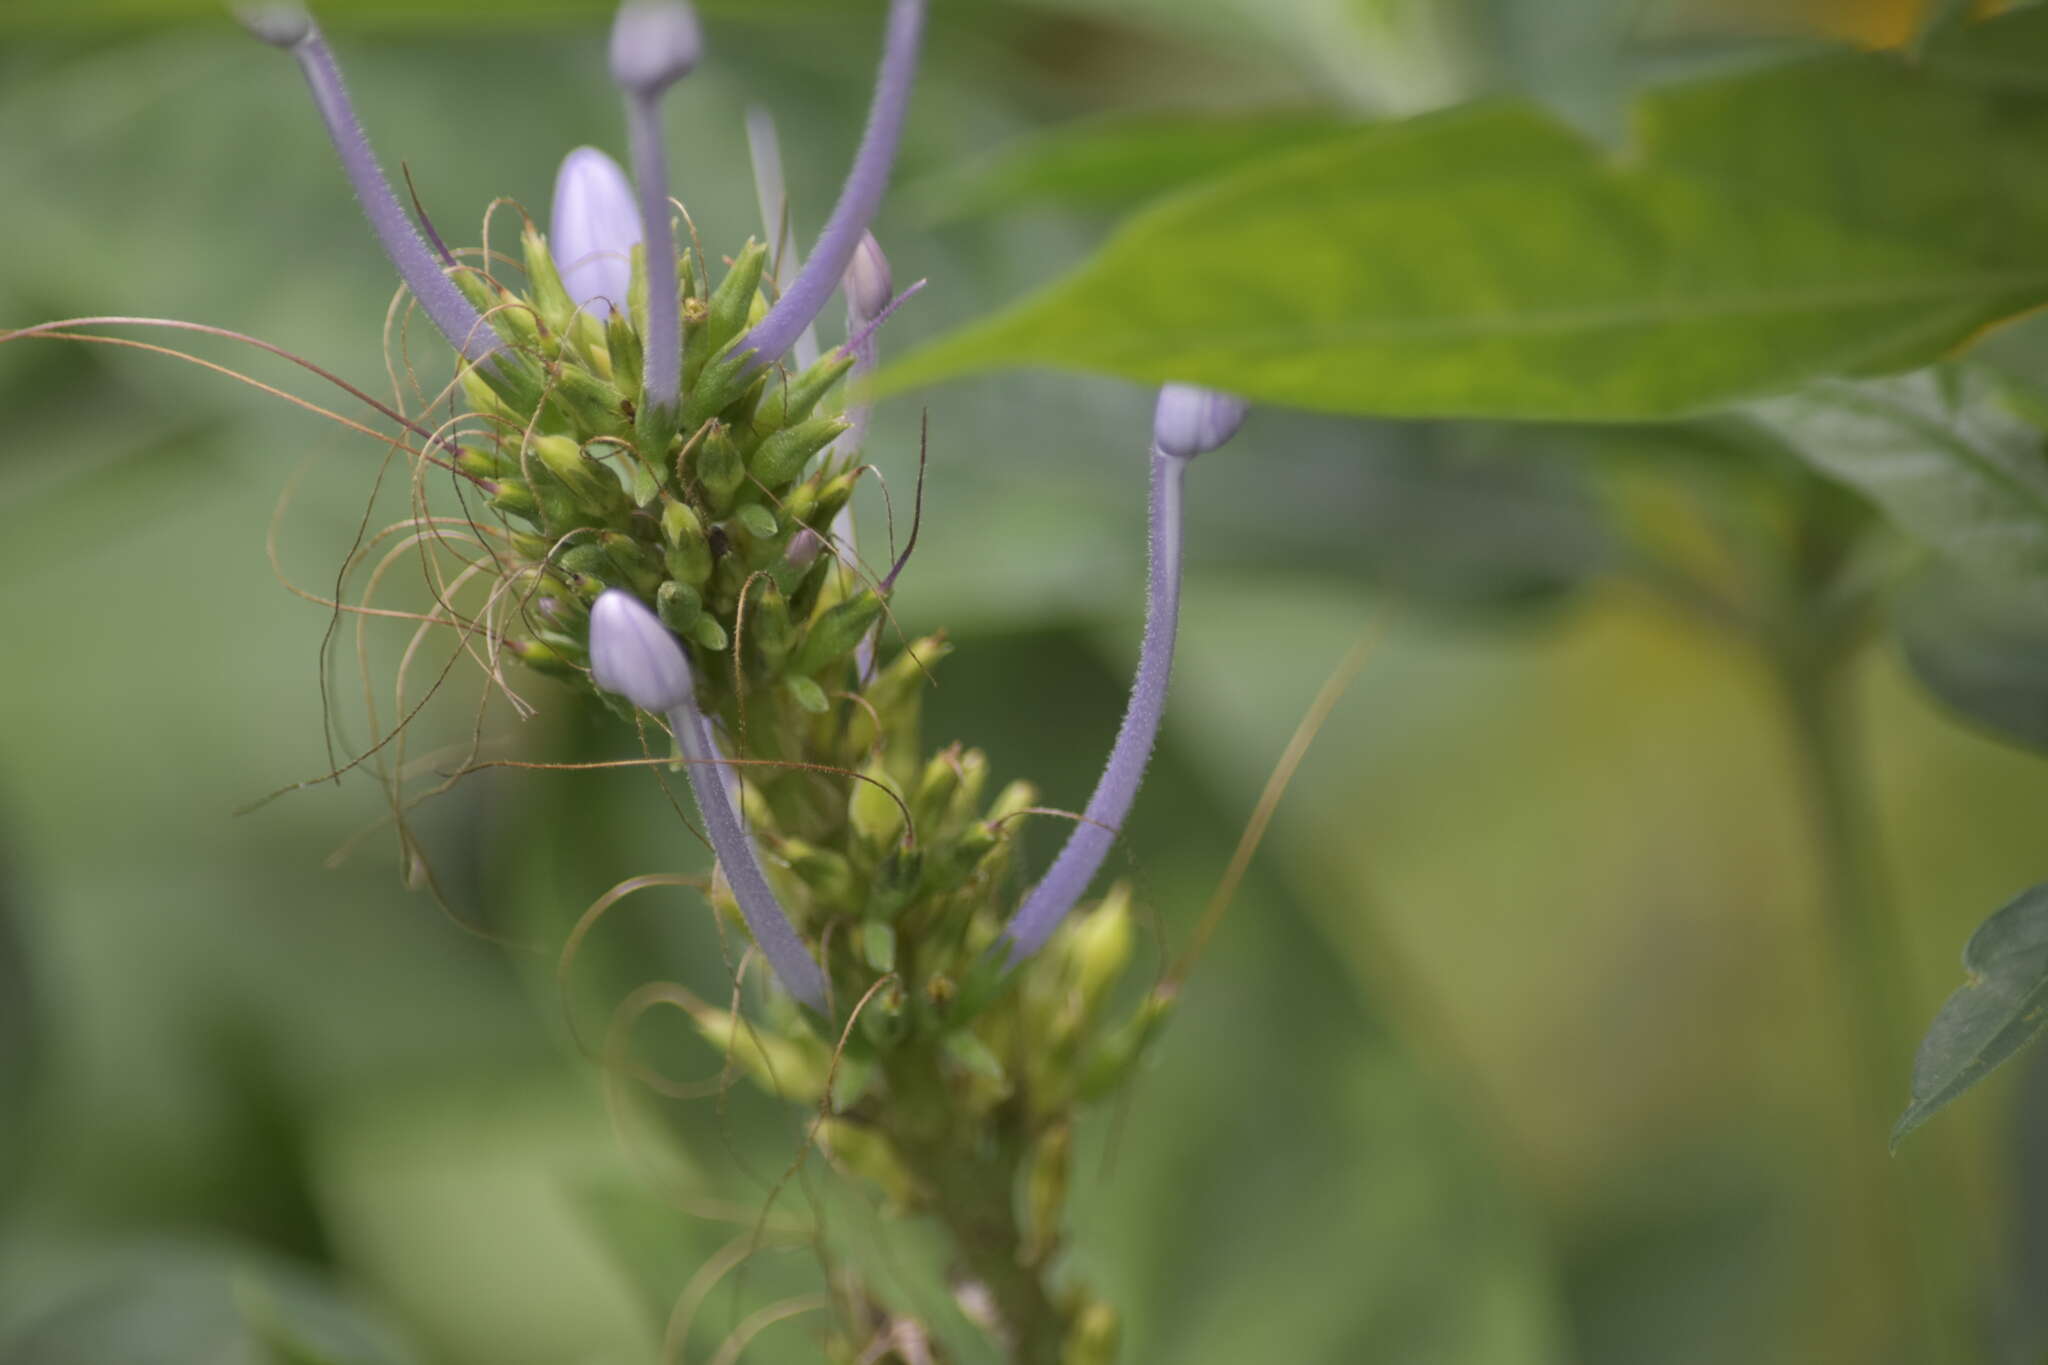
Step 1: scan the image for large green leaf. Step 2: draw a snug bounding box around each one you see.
[883,8,2048,421]
[913,110,1362,223]
[1895,565,2048,753]
[1755,369,2048,591]
[1894,884,2048,1148]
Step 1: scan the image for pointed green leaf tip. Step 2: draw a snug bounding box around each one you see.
[1892,883,2048,1150]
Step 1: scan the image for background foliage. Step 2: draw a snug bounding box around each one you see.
[3,1,2048,1362]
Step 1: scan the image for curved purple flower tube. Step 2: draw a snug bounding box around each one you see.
[996,386,1248,966]
[735,0,925,377]
[239,6,500,368]
[589,590,830,1012]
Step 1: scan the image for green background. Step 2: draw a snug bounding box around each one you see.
[2,1,2044,1361]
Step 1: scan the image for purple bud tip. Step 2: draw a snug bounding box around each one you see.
[550,146,642,320]
[588,589,694,713]
[609,0,703,95]
[843,232,894,328]
[235,3,311,47]
[1152,383,1249,460]
[785,527,825,570]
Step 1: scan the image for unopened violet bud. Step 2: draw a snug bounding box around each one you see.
[234,3,311,46]
[588,589,693,713]
[584,586,828,1010]
[786,527,825,571]
[1152,383,1249,460]
[550,146,641,320]
[608,0,702,95]
[844,232,894,328]
[610,0,700,438]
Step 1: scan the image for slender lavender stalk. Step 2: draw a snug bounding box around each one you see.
[588,590,829,1012]
[238,5,499,367]
[997,385,1248,966]
[735,0,925,376]
[609,0,702,429]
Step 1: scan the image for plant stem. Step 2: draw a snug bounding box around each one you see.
[1770,639,1972,1365]
[882,1048,1066,1364]
[924,1128,1064,1365]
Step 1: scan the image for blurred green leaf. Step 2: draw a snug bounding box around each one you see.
[0,1244,419,1365]
[996,0,1428,107]
[1894,883,2048,1147]
[914,110,1361,223]
[1228,417,1611,610]
[308,1084,663,1365]
[884,9,2048,420]
[930,629,1569,1365]
[1756,369,2048,591]
[1896,565,2048,752]
[1478,0,1632,137]
[1914,0,1982,50]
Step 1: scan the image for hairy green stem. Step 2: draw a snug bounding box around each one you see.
[882,1048,1067,1364]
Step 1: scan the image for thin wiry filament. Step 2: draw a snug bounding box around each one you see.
[705,1294,831,1365]
[557,874,711,1073]
[0,315,474,471]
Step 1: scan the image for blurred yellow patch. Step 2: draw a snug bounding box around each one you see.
[1676,0,2007,48]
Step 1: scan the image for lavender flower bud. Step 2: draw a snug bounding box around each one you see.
[608,0,702,95]
[1151,383,1249,460]
[785,527,825,570]
[585,592,831,1010]
[549,147,642,320]
[844,231,894,328]
[588,589,693,713]
[610,0,701,441]
[234,3,311,46]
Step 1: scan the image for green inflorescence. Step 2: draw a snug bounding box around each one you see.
[440,222,1164,1362]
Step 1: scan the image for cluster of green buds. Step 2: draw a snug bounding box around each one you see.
[244,1,1249,1358]
[458,223,881,721]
